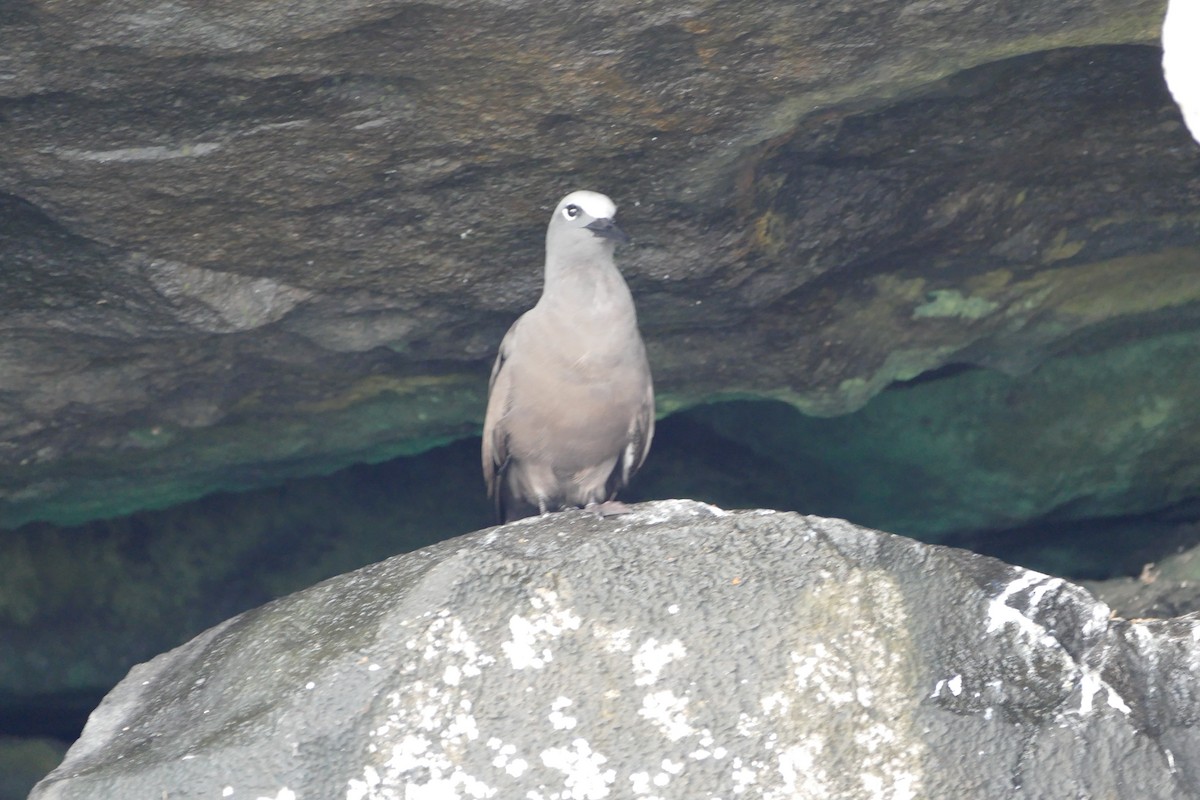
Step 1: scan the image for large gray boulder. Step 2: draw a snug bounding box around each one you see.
[31,501,1200,798]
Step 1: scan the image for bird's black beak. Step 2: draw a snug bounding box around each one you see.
[585,218,631,244]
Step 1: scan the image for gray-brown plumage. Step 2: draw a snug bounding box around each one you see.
[482,190,654,522]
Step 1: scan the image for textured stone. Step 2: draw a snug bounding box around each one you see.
[1084,526,1200,619]
[679,327,1200,539]
[30,502,1200,799]
[1,0,1189,527]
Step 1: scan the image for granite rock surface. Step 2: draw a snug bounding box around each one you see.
[31,502,1200,799]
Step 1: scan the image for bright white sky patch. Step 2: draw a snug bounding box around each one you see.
[1164,0,1200,143]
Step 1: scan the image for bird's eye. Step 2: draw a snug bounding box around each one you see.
[563,204,581,220]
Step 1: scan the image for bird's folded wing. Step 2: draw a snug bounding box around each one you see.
[481,319,520,500]
[624,380,656,485]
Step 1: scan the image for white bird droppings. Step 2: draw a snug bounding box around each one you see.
[549,696,578,730]
[254,789,295,800]
[986,573,1063,649]
[639,690,695,741]
[540,739,615,799]
[502,589,582,670]
[632,638,686,686]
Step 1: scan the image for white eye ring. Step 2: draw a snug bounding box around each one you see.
[563,204,581,220]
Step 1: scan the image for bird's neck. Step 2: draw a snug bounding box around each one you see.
[542,258,634,317]
[542,254,607,288]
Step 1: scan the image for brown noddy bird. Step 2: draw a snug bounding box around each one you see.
[482,190,655,522]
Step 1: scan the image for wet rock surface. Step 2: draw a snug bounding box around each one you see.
[30,503,1200,799]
